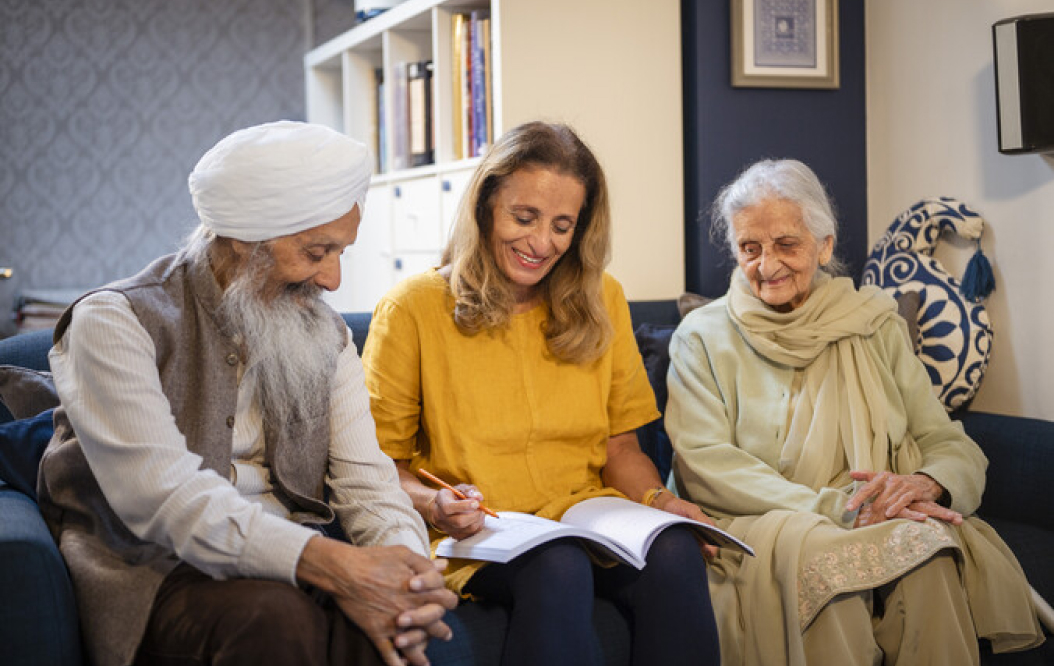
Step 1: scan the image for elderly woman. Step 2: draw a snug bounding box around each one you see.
[666,159,1045,666]
[361,121,719,666]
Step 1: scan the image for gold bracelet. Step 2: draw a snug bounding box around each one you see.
[425,494,444,533]
[641,486,668,507]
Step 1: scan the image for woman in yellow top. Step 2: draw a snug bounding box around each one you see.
[362,122,719,666]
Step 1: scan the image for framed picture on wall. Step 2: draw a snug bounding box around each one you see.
[731,0,840,89]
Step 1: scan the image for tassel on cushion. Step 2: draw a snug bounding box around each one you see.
[961,245,995,302]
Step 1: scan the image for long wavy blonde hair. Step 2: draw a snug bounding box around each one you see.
[443,122,613,364]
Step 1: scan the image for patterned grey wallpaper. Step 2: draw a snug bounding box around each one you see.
[0,0,362,336]
[312,0,359,48]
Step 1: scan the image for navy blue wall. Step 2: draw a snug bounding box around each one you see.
[682,0,867,297]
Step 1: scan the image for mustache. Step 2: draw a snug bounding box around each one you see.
[286,280,323,300]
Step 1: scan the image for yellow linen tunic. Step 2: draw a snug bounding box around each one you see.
[362,270,660,591]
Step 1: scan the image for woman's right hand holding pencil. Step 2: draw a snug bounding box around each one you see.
[394,463,494,541]
[427,484,488,539]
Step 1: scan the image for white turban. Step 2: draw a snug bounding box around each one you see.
[188,120,372,242]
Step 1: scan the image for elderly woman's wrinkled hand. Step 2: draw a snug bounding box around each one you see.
[847,470,963,528]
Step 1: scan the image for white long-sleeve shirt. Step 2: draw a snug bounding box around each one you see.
[49,290,428,585]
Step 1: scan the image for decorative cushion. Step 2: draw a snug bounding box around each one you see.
[0,408,54,500]
[0,365,59,420]
[633,323,678,481]
[862,198,993,411]
[676,292,713,319]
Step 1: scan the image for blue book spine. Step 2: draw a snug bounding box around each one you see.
[470,11,487,156]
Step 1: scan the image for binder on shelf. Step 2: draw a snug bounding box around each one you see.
[391,61,410,171]
[407,60,435,167]
[375,67,387,174]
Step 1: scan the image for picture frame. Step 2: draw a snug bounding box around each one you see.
[731,0,840,89]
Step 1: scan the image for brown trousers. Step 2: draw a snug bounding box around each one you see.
[133,564,385,666]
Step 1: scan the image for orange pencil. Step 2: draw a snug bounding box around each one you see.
[416,468,500,518]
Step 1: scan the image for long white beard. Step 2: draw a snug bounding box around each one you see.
[217,249,343,430]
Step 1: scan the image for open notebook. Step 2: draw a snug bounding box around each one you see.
[436,496,753,569]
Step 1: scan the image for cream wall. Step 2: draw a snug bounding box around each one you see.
[866,0,1054,420]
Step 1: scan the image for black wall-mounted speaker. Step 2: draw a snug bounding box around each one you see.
[993,12,1054,154]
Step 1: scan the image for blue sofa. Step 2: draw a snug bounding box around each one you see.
[1,301,1051,665]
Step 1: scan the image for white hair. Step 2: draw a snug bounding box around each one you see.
[711,158,846,276]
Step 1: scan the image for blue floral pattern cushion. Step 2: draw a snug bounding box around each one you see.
[862,198,993,412]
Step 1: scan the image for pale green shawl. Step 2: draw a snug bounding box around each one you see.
[727,269,921,490]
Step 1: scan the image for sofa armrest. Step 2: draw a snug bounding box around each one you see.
[0,487,82,666]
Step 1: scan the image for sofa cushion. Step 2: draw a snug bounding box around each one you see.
[676,292,712,319]
[633,323,677,481]
[341,312,372,356]
[0,365,59,421]
[0,409,55,501]
[861,198,993,412]
[958,411,1054,533]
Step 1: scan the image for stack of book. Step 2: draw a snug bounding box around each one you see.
[452,10,492,159]
[371,9,492,173]
[15,288,83,332]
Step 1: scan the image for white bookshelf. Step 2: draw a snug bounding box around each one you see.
[306,0,685,313]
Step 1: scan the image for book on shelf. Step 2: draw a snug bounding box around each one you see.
[407,60,435,167]
[451,13,467,160]
[482,14,493,150]
[469,10,490,156]
[390,61,410,171]
[459,13,474,158]
[435,496,754,569]
[449,10,493,159]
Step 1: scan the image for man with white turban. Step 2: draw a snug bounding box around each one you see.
[37,121,456,666]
